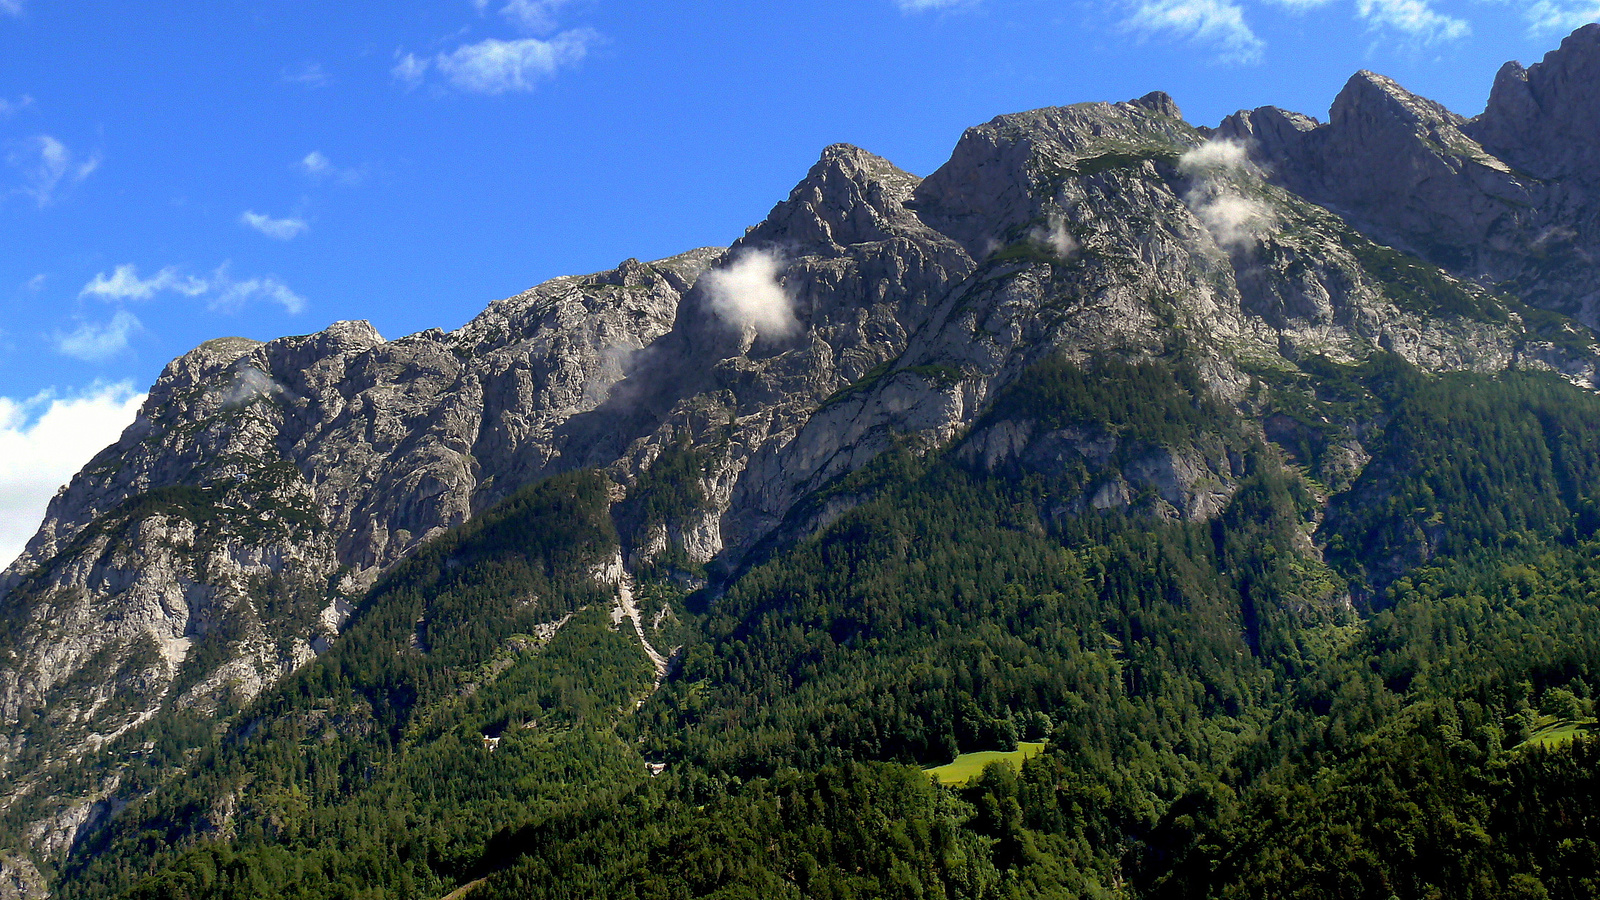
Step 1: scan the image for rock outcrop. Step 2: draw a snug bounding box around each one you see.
[1220,23,1600,325]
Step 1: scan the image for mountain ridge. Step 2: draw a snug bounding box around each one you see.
[4,26,1600,899]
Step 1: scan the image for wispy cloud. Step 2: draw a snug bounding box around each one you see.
[1122,0,1264,64]
[1028,217,1079,259]
[1515,0,1600,34]
[0,95,32,118]
[0,382,146,571]
[7,135,100,207]
[24,273,46,292]
[432,31,598,93]
[894,0,974,10]
[1189,193,1276,249]
[281,62,331,87]
[55,310,143,361]
[301,150,334,176]
[401,1,599,94]
[79,263,307,314]
[1356,0,1470,43]
[392,51,430,89]
[497,0,574,32]
[1178,138,1251,176]
[299,150,363,185]
[207,267,307,315]
[1180,139,1275,250]
[81,264,207,301]
[0,0,21,17]
[240,210,308,240]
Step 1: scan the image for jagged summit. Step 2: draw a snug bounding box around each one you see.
[1471,22,1600,181]
[1333,69,1467,131]
[913,93,1199,254]
[1223,34,1600,324]
[742,142,945,254]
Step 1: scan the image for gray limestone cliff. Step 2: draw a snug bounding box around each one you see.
[1219,23,1600,325]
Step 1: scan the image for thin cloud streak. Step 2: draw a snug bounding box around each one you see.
[1516,0,1600,34]
[7,135,99,207]
[240,211,308,240]
[896,0,973,11]
[281,62,331,87]
[1122,0,1265,64]
[299,150,363,185]
[1356,0,1470,43]
[81,264,206,301]
[498,0,574,32]
[79,264,307,315]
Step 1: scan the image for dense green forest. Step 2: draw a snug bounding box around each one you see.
[31,352,1600,900]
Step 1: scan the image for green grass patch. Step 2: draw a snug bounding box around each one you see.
[924,742,1047,786]
[1518,717,1600,751]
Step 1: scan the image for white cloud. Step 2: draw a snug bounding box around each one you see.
[1260,0,1336,7]
[299,150,363,185]
[1122,0,1264,64]
[1178,138,1251,176]
[0,383,145,572]
[392,51,430,89]
[281,62,331,87]
[1190,193,1275,249]
[1180,139,1274,250]
[240,210,308,240]
[0,95,32,117]
[1516,0,1600,33]
[222,366,284,407]
[208,271,307,315]
[78,264,307,315]
[24,273,46,292]
[80,264,206,301]
[7,135,100,207]
[895,0,973,10]
[55,310,142,361]
[301,150,333,176]
[434,30,597,93]
[1356,0,1470,43]
[499,0,573,32]
[1029,218,1078,259]
[700,248,799,339]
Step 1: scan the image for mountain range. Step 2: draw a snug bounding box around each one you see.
[4,23,1600,900]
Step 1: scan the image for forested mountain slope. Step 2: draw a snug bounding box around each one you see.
[4,24,1600,900]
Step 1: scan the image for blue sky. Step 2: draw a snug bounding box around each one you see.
[1,0,1597,566]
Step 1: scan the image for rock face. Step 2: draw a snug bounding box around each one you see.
[0,252,711,865]
[3,28,1600,895]
[1219,23,1600,324]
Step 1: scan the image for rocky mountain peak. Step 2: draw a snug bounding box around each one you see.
[741,143,931,253]
[912,96,1197,255]
[1470,22,1600,181]
[1130,89,1182,119]
[1213,104,1318,152]
[1332,69,1466,134]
